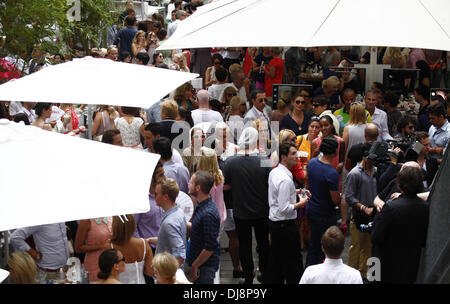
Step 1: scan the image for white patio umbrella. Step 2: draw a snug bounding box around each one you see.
[0,119,161,232]
[0,56,199,108]
[158,0,450,51]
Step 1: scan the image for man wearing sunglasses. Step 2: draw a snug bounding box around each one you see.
[244,89,273,140]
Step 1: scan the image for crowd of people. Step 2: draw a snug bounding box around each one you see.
[2,0,450,286]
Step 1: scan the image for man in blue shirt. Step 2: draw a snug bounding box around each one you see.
[306,136,341,267]
[153,178,187,268]
[186,171,220,284]
[428,102,450,161]
[114,15,137,56]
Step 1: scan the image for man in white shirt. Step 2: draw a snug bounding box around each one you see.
[191,90,224,126]
[225,69,249,109]
[9,101,37,123]
[365,90,392,141]
[167,10,187,38]
[299,226,363,284]
[268,142,309,284]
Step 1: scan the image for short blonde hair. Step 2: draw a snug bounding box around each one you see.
[111,215,136,245]
[157,178,179,202]
[161,100,178,119]
[322,76,340,90]
[349,103,367,125]
[152,252,179,284]
[8,252,38,284]
[132,30,146,44]
[278,129,296,144]
[229,96,244,110]
[228,63,243,75]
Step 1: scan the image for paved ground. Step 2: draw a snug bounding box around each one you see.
[218,228,351,284]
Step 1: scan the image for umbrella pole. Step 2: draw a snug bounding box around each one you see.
[369,46,378,90]
[87,104,93,140]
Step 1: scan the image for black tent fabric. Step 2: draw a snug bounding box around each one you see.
[416,144,450,283]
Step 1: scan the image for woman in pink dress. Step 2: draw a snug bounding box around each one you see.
[75,217,112,282]
[196,147,227,225]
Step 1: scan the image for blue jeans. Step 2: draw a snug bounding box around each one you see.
[194,265,217,284]
[305,215,337,267]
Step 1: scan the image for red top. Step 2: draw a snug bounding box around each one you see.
[264,57,284,97]
[243,48,253,77]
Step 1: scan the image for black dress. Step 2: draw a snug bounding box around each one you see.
[279,112,311,136]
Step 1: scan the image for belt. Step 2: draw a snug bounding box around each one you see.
[39,266,60,272]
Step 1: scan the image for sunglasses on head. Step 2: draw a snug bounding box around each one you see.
[300,94,311,98]
[312,103,321,107]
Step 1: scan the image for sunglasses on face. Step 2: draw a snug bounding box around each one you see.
[214,61,221,65]
[227,93,237,97]
[408,125,415,130]
[258,98,267,103]
[116,256,126,263]
[295,99,307,105]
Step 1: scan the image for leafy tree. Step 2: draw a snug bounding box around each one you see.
[0,0,118,73]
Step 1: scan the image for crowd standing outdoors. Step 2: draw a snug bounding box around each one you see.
[2,0,450,286]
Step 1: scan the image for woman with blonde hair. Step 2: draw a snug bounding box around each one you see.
[196,147,227,225]
[103,215,154,284]
[314,75,341,107]
[152,252,185,284]
[270,91,291,122]
[182,127,205,175]
[7,252,38,284]
[171,53,189,72]
[383,47,407,68]
[92,105,119,141]
[131,30,148,58]
[343,102,368,171]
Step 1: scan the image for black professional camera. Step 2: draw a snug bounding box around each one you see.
[359,222,373,233]
[368,135,423,165]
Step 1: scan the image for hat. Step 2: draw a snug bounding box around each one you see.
[346,51,360,64]
[238,127,259,149]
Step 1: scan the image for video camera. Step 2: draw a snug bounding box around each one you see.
[367,135,424,165]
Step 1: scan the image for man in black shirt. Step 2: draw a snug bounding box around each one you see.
[223,127,271,284]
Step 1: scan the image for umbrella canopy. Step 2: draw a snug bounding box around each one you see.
[158,0,450,51]
[0,57,199,108]
[0,119,161,232]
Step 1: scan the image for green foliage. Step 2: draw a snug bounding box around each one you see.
[0,0,118,70]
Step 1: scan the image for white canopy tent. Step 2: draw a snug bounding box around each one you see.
[0,119,161,232]
[158,0,450,51]
[158,0,450,86]
[0,56,199,108]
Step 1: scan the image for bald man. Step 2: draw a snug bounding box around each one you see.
[345,123,379,171]
[191,89,224,126]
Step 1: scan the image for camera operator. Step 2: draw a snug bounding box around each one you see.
[393,115,416,140]
[415,131,439,189]
[344,144,377,280]
[371,165,429,284]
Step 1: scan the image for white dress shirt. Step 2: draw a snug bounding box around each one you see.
[268,163,297,222]
[299,258,363,284]
[191,109,224,126]
[370,108,393,141]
